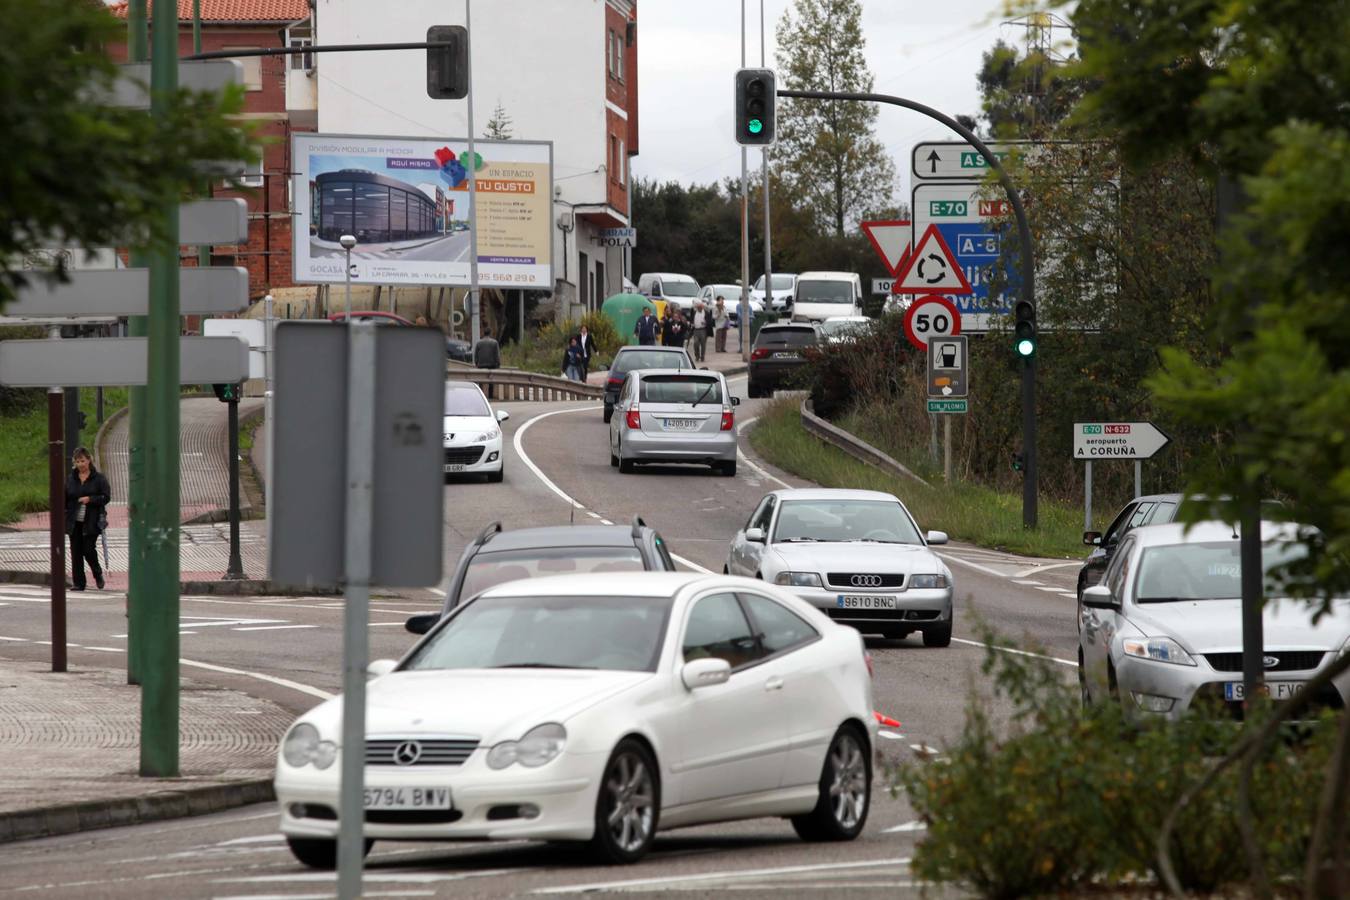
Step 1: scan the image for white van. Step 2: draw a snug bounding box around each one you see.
[791,271,863,323]
[636,272,701,311]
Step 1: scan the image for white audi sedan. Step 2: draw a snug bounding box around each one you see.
[275,572,876,868]
[727,489,954,646]
[443,381,508,483]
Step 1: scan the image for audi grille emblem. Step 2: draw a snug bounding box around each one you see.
[392,741,422,766]
[850,574,884,588]
[1262,655,1280,669]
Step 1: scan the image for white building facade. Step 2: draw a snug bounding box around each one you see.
[292,0,638,319]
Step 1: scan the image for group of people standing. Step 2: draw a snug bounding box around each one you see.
[633,295,732,363]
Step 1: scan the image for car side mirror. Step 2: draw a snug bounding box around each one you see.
[926,530,948,545]
[1083,531,1102,546]
[745,527,765,543]
[495,409,510,422]
[1081,584,1118,610]
[405,613,439,635]
[731,396,741,406]
[681,657,731,690]
[367,659,397,678]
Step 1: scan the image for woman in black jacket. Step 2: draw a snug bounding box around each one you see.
[65,447,110,591]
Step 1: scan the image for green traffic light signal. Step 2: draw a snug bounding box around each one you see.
[748,119,763,134]
[735,68,775,146]
[1016,336,1035,357]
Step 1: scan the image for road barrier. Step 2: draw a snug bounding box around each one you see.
[799,399,931,488]
[444,365,602,402]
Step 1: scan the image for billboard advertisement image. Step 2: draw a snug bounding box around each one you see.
[292,133,553,289]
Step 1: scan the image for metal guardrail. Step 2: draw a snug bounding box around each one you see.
[799,399,931,488]
[444,365,602,401]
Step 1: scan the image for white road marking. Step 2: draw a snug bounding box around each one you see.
[935,552,1007,578]
[180,657,333,700]
[1035,586,1067,594]
[233,624,319,632]
[514,406,711,574]
[214,834,286,846]
[735,416,794,489]
[951,636,1076,668]
[532,857,911,894]
[218,868,524,885]
[0,635,30,642]
[1011,580,1043,587]
[426,587,446,598]
[877,729,905,741]
[214,894,433,899]
[883,820,928,833]
[1060,592,1078,599]
[1012,561,1081,578]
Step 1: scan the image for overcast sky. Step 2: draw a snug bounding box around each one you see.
[633,0,1031,204]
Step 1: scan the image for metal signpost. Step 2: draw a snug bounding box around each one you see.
[1073,422,1171,529]
[927,335,968,482]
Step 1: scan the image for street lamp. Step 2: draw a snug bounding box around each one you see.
[339,234,357,319]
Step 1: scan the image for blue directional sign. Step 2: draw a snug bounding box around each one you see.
[912,183,1020,331]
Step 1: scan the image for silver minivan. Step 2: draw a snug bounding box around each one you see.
[609,369,740,476]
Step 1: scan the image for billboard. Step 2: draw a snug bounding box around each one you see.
[292,133,553,289]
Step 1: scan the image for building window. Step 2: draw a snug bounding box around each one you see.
[223,47,263,91]
[616,33,624,82]
[239,157,264,188]
[607,29,615,78]
[315,171,438,243]
[609,135,618,184]
[290,37,313,71]
[617,138,625,185]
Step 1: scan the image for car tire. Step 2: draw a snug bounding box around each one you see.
[589,739,660,865]
[717,460,737,477]
[285,836,371,870]
[610,449,619,467]
[747,381,761,399]
[1078,650,1091,707]
[603,403,614,424]
[922,619,952,648]
[619,456,635,474]
[487,464,504,484]
[791,725,870,843]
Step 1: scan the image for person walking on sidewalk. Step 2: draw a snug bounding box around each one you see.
[575,324,596,381]
[561,336,585,381]
[690,301,709,362]
[714,296,730,353]
[65,447,109,591]
[634,307,659,346]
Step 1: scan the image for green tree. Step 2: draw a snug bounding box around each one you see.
[0,0,254,308]
[773,0,896,236]
[483,100,513,140]
[975,35,1083,138]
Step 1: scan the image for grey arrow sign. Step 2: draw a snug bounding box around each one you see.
[105,60,243,109]
[6,267,248,317]
[0,337,248,387]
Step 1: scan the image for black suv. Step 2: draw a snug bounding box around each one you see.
[1078,493,1183,599]
[602,345,695,423]
[406,516,678,634]
[747,323,819,398]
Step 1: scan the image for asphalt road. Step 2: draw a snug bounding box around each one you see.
[0,374,1084,897]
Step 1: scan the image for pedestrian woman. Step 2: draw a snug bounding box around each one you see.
[561,335,585,381]
[65,447,110,591]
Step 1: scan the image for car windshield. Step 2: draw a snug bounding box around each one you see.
[406,594,673,672]
[796,280,854,303]
[662,281,699,298]
[444,386,489,417]
[1134,540,1311,602]
[754,275,795,290]
[459,546,645,599]
[819,319,869,339]
[640,374,721,404]
[773,499,924,544]
[614,350,689,375]
[756,327,818,348]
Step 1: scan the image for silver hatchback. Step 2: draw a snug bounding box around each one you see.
[609,369,740,476]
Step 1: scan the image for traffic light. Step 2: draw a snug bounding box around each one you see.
[1012,452,1025,472]
[1013,299,1036,358]
[213,382,240,403]
[426,25,468,99]
[734,68,776,146]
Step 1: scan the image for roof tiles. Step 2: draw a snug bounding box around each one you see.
[108,0,310,23]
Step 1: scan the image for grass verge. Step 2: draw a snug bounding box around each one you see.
[748,397,1091,559]
[0,388,129,525]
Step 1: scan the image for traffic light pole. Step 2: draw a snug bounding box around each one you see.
[224,394,244,580]
[777,88,1038,528]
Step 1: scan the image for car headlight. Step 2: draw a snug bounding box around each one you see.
[473,428,500,442]
[908,574,949,589]
[1122,637,1197,667]
[486,723,567,770]
[774,571,822,588]
[282,723,339,769]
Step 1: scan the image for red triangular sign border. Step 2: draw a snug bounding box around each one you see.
[890,248,912,293]
[860,219,912,276]
[894,224,974,295]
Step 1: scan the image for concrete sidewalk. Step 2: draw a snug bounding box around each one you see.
[0,651,288,843]
[585,331,752,387]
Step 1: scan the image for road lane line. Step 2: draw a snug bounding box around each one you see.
[1011,579,1044,586]
[883,820,928,833]
[514,406,711,573]
[233,624,319,631]
[1012,561,1081,577]
[532,857,912,894]
[735,415,794,489]
[935,552,1006,578]
[951,636,1076,668]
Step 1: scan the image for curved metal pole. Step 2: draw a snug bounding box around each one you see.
[778,89,1038,528]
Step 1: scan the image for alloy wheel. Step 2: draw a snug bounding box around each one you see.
[827,732,868,830]
[604,750,655,853]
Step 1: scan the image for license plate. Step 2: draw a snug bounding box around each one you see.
[772,351,799,359]
[663,418,699,431]
[363,786,452,810]
[1224,681,1304,702]
[836,594,898,610]
[443,464,465,473]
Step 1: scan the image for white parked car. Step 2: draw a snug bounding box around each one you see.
[818,315,873,344]
[275,572,877,868]
[727,489,954,646]
[698,283,763,326]
[1079,521,1350,720]
[751,273,798,313]
[443,382,509,483]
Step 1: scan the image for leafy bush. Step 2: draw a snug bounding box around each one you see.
[895,627,1339,897]
[500,314,619,376]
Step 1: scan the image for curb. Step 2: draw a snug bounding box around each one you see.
[0,778,274,845]
[0,571,339,597]
[799,398,932,487]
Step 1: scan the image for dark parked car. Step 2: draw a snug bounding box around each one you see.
[747,322,820,398]
[405,517,679,634]
[602,345,695,423]
[1078,493,1183,599]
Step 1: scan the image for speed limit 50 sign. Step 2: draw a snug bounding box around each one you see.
[903,295,961,351]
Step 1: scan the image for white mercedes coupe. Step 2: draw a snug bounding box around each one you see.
[275,572,877,868]
[727,489,955,646]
